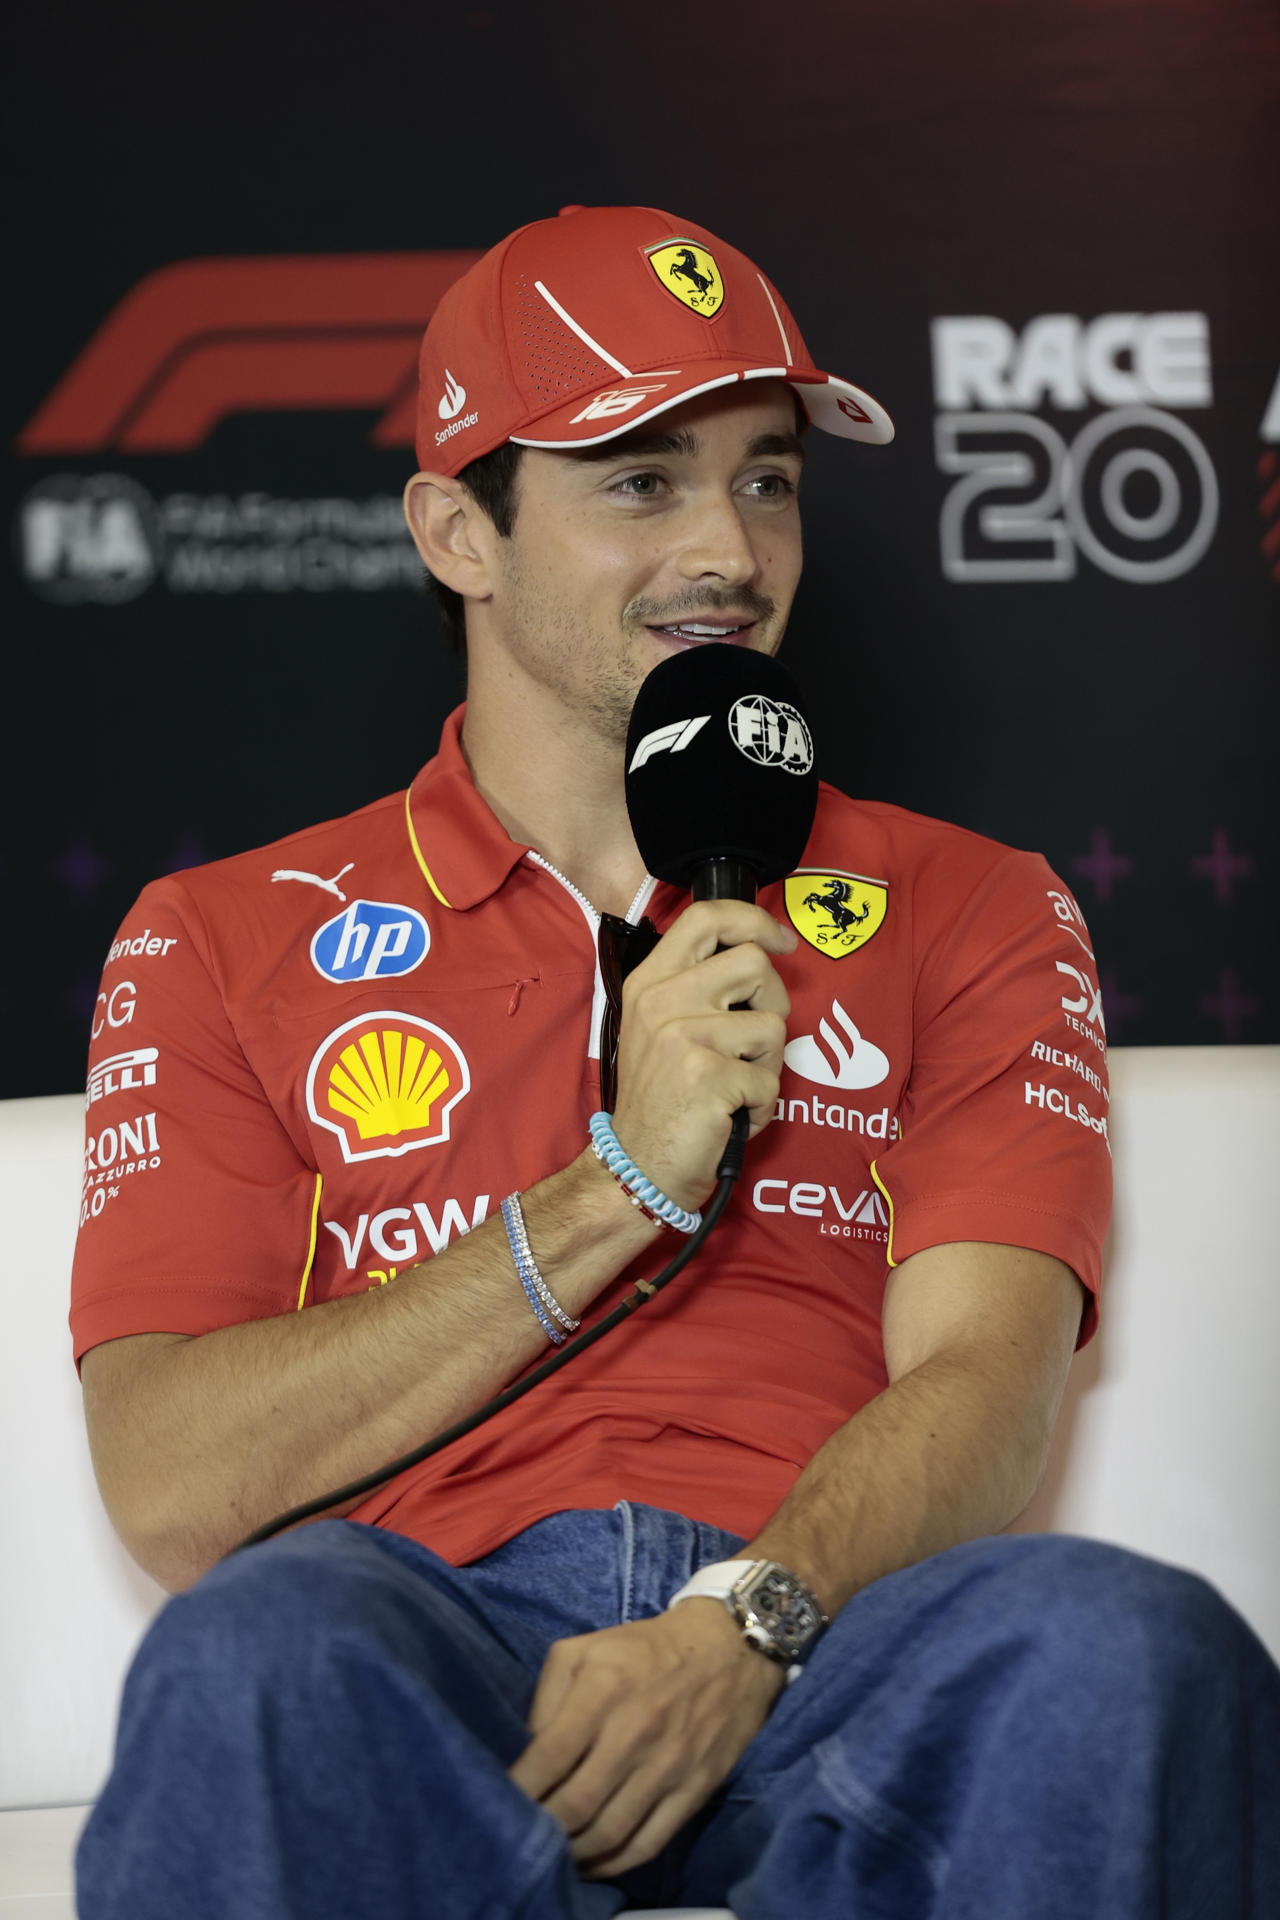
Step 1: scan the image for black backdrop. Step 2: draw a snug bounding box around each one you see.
[7,0,1278,1096]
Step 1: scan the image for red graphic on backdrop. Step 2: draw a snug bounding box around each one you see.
[1260,449,1280,585]
[17,253,482,455]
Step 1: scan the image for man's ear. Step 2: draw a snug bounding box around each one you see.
[403,472,494,600]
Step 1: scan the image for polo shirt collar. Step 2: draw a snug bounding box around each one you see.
[404,705,532,912]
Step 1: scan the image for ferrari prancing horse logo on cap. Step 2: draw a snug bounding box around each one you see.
[784,871,888,958]
[646,240,725,318]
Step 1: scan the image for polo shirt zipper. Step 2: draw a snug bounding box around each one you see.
[525,853,656,1063]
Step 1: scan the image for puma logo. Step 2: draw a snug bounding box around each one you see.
[271,862,355,902]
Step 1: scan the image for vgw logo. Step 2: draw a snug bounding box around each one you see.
[931,312,1218,584]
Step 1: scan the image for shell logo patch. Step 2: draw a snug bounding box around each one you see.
[305,1012,470,1163]
[784,871,888,959]
[646,240,725,317]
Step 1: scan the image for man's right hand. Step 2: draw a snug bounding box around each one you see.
[609,899,797,1212]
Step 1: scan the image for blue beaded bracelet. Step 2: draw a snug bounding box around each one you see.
[588,1112,703,1235]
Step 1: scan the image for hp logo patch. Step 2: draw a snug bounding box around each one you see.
[311,900,430,983]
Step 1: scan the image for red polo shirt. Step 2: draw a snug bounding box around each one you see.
[71,707,1111,1565]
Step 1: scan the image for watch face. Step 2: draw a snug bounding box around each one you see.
[740,1566,823,1656]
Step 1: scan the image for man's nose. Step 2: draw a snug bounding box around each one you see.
[674,493,758,585]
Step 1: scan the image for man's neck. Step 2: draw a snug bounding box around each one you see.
[459,679,648,921]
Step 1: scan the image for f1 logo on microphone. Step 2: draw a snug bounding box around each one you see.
[628,715,710,773]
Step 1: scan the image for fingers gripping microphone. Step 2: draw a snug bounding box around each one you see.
[624,643,820,1177]
[625,642,819,904]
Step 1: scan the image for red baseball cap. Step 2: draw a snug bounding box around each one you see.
[415,204,894,475]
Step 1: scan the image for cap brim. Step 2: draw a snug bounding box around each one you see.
[511,363,894,451]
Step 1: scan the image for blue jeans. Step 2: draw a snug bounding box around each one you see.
[77,1504,1280,1919]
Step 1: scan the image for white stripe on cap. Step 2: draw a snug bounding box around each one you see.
[534,280,633,377]
[757,275,792,367]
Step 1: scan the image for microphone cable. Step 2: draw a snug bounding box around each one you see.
[228,1111,749,1557]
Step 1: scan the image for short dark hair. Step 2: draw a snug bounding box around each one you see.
[426,441,524,653]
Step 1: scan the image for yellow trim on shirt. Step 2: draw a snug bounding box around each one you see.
[296,1173,323,1310]
[870,1160,897,1269]
[404,786,453,908]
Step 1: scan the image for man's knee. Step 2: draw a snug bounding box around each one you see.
[963,1533,1269,1711]
[130,1524,455,1713]
[128,1521,538,1767]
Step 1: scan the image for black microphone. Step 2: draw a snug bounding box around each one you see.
[624,643,819,1179]
[624,642,819,905]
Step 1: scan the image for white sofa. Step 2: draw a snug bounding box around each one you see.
[3,1050,1278,1916]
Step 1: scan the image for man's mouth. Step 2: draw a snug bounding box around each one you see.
[646,619,756,645]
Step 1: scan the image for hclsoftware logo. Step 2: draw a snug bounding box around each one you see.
[15,251,482,602]
[931,312,1219,585]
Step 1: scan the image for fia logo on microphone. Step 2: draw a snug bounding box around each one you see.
[729,695,813,774]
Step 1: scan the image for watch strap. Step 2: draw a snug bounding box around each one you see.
[666,1560,760,1608]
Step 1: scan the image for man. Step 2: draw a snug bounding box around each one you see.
[73,207,1278,1918]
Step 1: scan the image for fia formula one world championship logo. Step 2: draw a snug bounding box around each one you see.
[14,250,482,604]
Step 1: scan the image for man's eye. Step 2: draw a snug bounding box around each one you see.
[746,473,796,498]
[613,472,663,497]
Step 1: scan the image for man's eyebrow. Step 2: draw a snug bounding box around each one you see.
[571,425,807,465]
[573,426,700,462]
[746,431,806,463]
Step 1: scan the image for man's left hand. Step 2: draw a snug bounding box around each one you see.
[509,1599,786,1879]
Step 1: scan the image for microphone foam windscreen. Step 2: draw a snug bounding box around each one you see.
[625,644,819,888]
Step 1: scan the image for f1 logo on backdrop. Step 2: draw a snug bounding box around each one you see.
[15,251,482,605]
[931,312,1218,584]
[18,254,482,455]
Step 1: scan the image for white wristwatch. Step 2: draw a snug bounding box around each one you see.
[666,1558,828,1684]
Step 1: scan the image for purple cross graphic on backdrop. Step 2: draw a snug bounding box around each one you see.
[157,831,208,877]
[1099,970,1142,1041]
[1070,829,1134,904]
[1190,829,1253,905]
[1199,967,1261,1042]
[52,835,115,903]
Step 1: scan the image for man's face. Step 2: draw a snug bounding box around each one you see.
[479,381,805,746]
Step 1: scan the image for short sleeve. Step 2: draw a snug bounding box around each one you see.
[872,851,1112,1343]
[70,879,319,1369]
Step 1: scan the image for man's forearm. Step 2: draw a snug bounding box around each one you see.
[83,1151,658,1591]
[741,1338,1063,1619]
